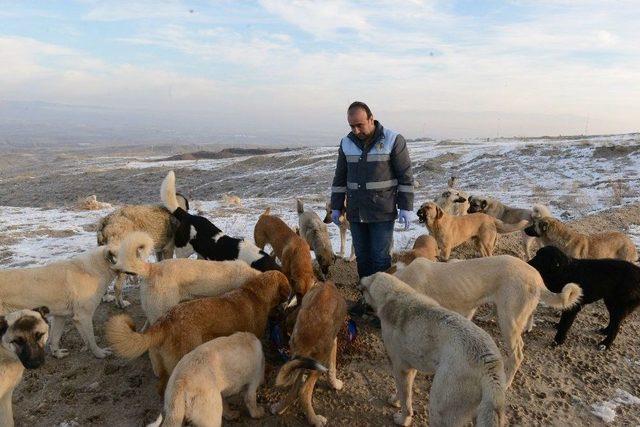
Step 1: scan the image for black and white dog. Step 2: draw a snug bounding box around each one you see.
[528,246,640,350]
[160,171,281,272]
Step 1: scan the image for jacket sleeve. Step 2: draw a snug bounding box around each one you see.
[390,134,414,211]
[330,145,347,211]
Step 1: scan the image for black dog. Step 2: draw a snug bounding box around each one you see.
[528,246,640,350]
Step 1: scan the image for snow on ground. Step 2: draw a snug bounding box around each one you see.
[591,389,640,423]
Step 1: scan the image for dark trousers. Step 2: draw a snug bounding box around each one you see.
[350,221,394,278]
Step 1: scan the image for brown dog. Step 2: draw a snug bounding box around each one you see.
[254,208,316,295]
[525,217,638,261]
[106,270,292,394]
[389,234,438,273]
[271,282,347,427]
[417,202,528,260]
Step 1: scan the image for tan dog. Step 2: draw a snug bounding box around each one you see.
[106,270,292,394]
[0,247,118,359]
[360,273,506,426]
[395,256,581,387]
[1,307,50,427]
[417,202,528,260]
[271,282,347,426]
[147,332,264,427]
[97,196,190,308]
[389,235,438,273]
[324,200,355,261]
[297,199,335,278]
[525,217,638,262]
[114,231,260,324]
[254,208,316,295]
[435,188,469,216]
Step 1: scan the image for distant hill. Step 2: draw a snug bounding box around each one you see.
[155,147,292,161]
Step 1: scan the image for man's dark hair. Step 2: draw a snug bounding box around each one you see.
[348,101,372,119]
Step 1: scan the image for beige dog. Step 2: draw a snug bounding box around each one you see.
[0,247,118,359]
[1,307,50,427]
[360,273,506,426]
[389,235,438,273]
[525,217,638,262]
[395,256,581,387]
[271,281,347,426]
[114,231,260,324]
[297,199,335,278]
[468,197,551,259]
[323,200,355,261]
[435,188,469,216]
[417,201,528,260]
[97,196,190,308]
[148,332,264,427]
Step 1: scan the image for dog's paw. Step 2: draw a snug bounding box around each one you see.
[52,348,70,359]
[393,412,412,426]
[116,299,131,309]
[93,347,112,359]
[388,394,401,408]
[102,294,116,303]
[331,378,344,391]
[249,405,265,419]
[310,414,327,427]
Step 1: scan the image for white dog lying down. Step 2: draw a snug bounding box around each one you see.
[0,246,118,359]
[114,232,260,324]
[148,332,265,427]
[360,273,506,427]
[394,256,582,387]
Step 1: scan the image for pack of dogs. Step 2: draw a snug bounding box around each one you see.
[1,172,639,427]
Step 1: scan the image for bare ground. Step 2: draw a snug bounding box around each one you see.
[11,204,640,426]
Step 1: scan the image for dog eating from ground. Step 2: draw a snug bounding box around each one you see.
[161,171,280,272]
[106,270,293,394]
[1,307,49,427]
[388,234,438,273]
[360,273,506,426]
[147,332,265,427]
[254,208,317,296]
[524,216,638,261]
[0,246,119,359]
[394,256,581,387]
[297,199,335,278]
[468,197,551,259]
[417,201,529,260]
[113,231,260,324]
[271,281,347,426]
[323,200,355,261]
[528,246,640,350]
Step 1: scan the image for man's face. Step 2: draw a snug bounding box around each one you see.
[348,108,375,141]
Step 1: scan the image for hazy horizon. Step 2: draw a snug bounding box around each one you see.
[1,1,639,143]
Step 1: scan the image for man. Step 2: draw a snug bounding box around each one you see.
[330,101,414,316]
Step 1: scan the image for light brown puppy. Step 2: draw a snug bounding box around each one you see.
[148,332,265,427]
[324,200,355,261]
[254,208,316,295]
[114,231,260,324]
[106,270,292,394]
[389,235,438,273]
[417,202,528,260]
[271,282,347,427]
[525,217,638,262]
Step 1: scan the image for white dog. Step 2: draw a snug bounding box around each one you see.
[360,273,506,427]
[395,256,582,387]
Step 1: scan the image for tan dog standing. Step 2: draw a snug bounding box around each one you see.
[1,307,50,427]
[271,281,347,426]
[106,270,292,394]
[254,208,316,295]
[324,200,355,261]
[297,199,335,278]
[417,202,528,260]
[114,231,260,324]
[525,217,638,261]
[147,332,265,427]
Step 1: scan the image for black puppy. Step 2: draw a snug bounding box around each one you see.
[528,246,640,350]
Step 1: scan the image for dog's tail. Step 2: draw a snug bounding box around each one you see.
[161,171,179,213]
[261,207,271,217]
[477,354,506,427]
[493,218,529,234]
[296,198,304,214]
[532,204,552,220]
[105,314,165,359]
[539,282,582,309]
[275,356,328,387]
[146,414,163,427]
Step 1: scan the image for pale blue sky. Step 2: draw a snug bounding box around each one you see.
[1,1,638,139]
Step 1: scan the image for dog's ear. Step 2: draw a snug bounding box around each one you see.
[136,244,146,259]
[32,306,50,323]
[105,249,117,265]
[540,220,549,234]
[435,205,444,220]
[481,200,487,209]
[0,316,7,336]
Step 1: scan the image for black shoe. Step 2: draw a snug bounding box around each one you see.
[348,298,373,317]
